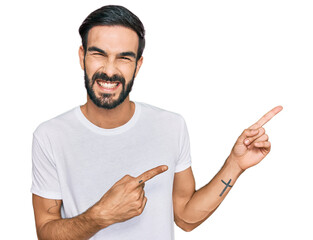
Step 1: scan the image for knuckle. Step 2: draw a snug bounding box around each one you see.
[259,127,265,134]
[137,190,143,199]
[136,208,143,216]
[130,191,140,200]
[130,201,139,209]
[243,129,254,137]
[125,181,132,188]
[123,174,132,180]
[116,175,131,184]
[134,200,142,209]
[129,179,137,186]
[125,182,136,191]
[134,202,144,214]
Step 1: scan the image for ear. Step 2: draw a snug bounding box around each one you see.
[134,56,143,77]
[78,46,85,70]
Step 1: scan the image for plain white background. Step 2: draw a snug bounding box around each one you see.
[1,0,312,239]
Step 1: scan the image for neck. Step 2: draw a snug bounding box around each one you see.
[80,96,135,129]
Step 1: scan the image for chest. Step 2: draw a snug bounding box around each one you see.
[54,129,178,212]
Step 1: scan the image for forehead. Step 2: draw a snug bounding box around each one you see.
[87,25,139,54]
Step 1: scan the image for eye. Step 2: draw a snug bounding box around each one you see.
[88,51,106,57]
[120,56,131,61]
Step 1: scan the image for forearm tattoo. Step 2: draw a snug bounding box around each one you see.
[219,179,233,197]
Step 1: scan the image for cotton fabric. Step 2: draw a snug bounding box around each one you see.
[31,102,192,239]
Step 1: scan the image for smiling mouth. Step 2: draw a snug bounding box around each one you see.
[96,80,121,90]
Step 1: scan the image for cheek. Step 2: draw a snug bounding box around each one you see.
[117,63,136,79]
[86,59,101,71]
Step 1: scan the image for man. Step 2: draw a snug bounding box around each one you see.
[31,5,282,240]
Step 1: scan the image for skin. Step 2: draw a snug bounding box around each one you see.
[172,105,283,231]
[79,25,143,129]
[32,25,283,239]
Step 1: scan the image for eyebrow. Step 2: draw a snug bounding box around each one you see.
[88,46,106,54]
[117,51,137,59]
[88,46,137,59]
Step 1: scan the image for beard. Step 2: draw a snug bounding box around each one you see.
[84,66,136,110]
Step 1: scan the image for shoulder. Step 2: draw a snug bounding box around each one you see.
[137,101,186,128]
[137,101,185,121]
[33,106,78,140]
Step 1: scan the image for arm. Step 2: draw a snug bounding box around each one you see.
[32,165,168,240]
[173,106,283,232]
[32,194,103,240]
[173,158,242,232]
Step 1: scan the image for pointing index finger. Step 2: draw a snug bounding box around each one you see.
[249,105,283,129]
[136,165,168,185]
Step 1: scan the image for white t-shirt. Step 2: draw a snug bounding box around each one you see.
[31,101,192,240]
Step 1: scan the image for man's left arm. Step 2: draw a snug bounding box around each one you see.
[173,106,283,232]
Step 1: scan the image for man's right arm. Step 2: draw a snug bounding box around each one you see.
[32,165,168,240]
[33,194,104,240]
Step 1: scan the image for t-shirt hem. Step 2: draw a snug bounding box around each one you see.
[175,162,192,173]
[31,187,62,200]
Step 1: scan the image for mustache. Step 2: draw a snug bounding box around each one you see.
[92,72,125,85]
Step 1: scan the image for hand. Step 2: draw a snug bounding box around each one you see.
[90,165,168,228]
[229,106,283,171]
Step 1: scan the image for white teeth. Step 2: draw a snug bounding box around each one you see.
[98,81,118,89]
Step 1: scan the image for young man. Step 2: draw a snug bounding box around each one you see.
[31,5,282,240]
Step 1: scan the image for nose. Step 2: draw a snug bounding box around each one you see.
[101,57,118,77]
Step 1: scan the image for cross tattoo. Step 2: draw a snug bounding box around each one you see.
[219,179,233,197]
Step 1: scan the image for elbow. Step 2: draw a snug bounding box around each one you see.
[36,223,47,240]
[174,210,215,232]
[174,217,196,232]
[36,220,55,240]
[180,225,195,232]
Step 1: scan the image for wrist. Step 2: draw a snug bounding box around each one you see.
[85,204,114,230]
[225,155,245,177]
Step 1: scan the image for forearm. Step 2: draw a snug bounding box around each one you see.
[182,156,243,224]
[38,207,105,240]
[175,106,282,231]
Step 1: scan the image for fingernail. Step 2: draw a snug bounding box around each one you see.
[162,166,168,171]
[244,139,250,145]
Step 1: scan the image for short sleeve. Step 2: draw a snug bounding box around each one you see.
[175,116,192,173]
[31,134,62,199]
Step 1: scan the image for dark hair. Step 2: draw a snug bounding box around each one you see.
[79,5,145,61]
